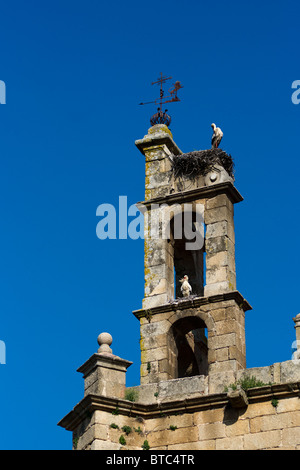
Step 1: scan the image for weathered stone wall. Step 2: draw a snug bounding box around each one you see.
[72,381,300,450]
[64,356,300,451]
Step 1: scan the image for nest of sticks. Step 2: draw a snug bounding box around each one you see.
[171,148,234,180]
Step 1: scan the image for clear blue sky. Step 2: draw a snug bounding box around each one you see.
[0,0,299,450]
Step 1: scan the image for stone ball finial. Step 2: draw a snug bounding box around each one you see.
[97,332,113,354]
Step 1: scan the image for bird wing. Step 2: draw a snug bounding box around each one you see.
[217,128,223,138]
[181,281,190,292]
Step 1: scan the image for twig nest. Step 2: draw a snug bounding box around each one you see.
[171,148,234,180]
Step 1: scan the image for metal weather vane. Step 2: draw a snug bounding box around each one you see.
[139,72,183,127]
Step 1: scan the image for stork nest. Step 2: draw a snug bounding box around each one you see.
[171,148,234,180]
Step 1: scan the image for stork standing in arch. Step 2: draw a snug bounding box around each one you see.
[179,275,192,297]
[211,123,223,149]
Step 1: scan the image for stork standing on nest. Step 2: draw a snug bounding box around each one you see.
[211,123,223,149]
[179,275,192,297]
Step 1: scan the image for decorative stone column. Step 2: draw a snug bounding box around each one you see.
[77,333,132,399]
[293,314,300,357]
[135,124,181,310]
[204,193,237,297]
[293,314,300,341]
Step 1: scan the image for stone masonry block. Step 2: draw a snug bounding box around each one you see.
[215,319,239,336]
[216,436,244,450]
[208,371,237,394]
[146,414,194,433]
[282,426,300,447]
[250,411,300,433]
[210,308,226,322]
[205,236,226,254]
[140,319,171,338]
[204,281,231,296]
[280,360,300,383]
[141,346,168,363]
[194,408,224,426]
[205,194,234,211]
[206,266,228,284]
[224,417,249,436]
[140,332,168,351]
[157,376,208,399]
[209,359,239,373]
[147,171,172,189]
[198,422,226,441]
[91,440,122,451]
[206,251,236,272]
[236,366,273,385]
[215,347,229,361]
[244,430,282,450]
[145,159,160,177]
[148,426,199,448]
[204,206,233,225]
[142,293,169,309]
[144,145,170,162]
[206,221,228,239]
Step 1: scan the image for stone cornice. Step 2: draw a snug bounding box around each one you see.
[132,290,252,320]
[77,353,133,378]
[58,382,300,432]
[135,132,182,156]
[136,181,243,209]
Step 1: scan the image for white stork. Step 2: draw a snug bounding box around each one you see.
[179,275,192,297]
[211,123,223,149]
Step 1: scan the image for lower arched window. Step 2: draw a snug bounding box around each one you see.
[168,316,208,379]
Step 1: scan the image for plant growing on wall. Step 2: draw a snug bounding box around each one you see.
[109,423,119,429]
[121,425,132,436]
[141,440,150,450]
[125,388,139,402]
[169,425,177,431]
[224,375,272,392]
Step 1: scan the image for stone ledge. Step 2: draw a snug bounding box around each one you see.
[77,353,133,378]
[135,132,182,157]
[58,381,300,432]
[133,290,252,320]
[136,181,243,209]
[128,375,208,405]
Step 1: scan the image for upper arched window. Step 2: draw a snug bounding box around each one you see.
[169,210,205,298]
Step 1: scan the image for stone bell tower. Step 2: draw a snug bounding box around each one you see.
[58,118,300,451]
[133,123,251,388]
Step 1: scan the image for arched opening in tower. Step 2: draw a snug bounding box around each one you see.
[169,211,205,298]
[168,316,208,378]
